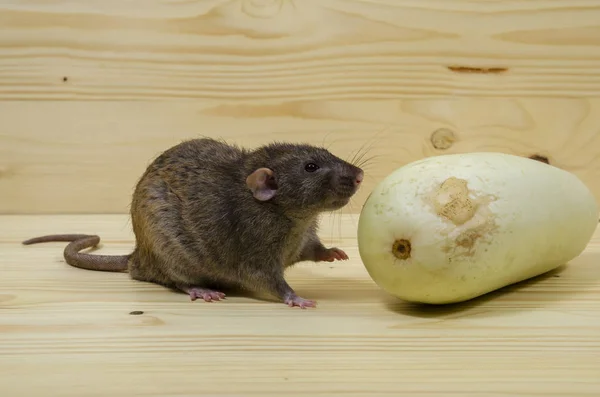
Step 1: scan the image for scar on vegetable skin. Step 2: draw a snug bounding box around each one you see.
[433,177,477,225]
[447,66,508,74]
[528,154,550,164]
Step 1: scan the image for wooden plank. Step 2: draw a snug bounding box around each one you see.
[1,214,599,396]
[1,0,600,100]
[1,99,599,214]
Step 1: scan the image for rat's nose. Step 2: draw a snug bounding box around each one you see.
[355,170,364,185]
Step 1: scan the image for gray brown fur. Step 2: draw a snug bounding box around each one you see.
[23,138,364,308]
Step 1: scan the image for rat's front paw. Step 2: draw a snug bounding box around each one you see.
[315,247,349,262]
[284,295,317,309]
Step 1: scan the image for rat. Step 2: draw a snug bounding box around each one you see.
[23,137,364,309]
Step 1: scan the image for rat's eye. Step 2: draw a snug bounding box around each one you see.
[305,163,319,172]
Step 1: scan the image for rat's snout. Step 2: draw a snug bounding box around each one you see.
[336,166,364,196]
[355,170,364,186]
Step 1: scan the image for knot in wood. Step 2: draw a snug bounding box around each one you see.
[430,128,456,150]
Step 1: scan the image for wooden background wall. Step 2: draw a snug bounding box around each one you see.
[1,0,600,214]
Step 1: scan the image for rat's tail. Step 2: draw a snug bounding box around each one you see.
[22,234,130,272]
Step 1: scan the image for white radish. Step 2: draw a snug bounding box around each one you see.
[357,152,598,304]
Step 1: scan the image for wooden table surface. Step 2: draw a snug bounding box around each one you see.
[1,214,599,396]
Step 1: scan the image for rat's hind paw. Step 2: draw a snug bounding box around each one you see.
[284,295,317,309]
[185,287,226,302]
[315,247,349,262]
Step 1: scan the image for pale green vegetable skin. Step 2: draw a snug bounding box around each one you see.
[357,152,599,304]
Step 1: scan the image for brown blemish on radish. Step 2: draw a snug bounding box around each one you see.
[392,239,411,260]
[427,177,499,258]
[432,177,477,225]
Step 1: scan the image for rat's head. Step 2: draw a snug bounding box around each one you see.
[245,143,364,214]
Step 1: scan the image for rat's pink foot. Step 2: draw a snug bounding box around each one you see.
[284,295,317,309]
[315,247,349,262]
[185,287,226,302]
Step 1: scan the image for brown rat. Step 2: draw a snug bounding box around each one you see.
[23,138,364,308]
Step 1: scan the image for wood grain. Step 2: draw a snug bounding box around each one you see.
[1,98,599,213]
[2,0,600,100]
[1,0,600,214]
[1,214,599,396]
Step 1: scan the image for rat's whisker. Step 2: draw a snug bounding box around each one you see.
[347,200,359,229]
[347,145,362,167]
[321,131,339,150]
[353,144,372,168]
[328,207,337,247]
[351,124,395,167]
[338,207,344,244]
[357,154,383,169]
[349,140,370,166]
[352,134,381,167]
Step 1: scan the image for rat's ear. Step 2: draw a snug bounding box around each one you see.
[246,167,278,201]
